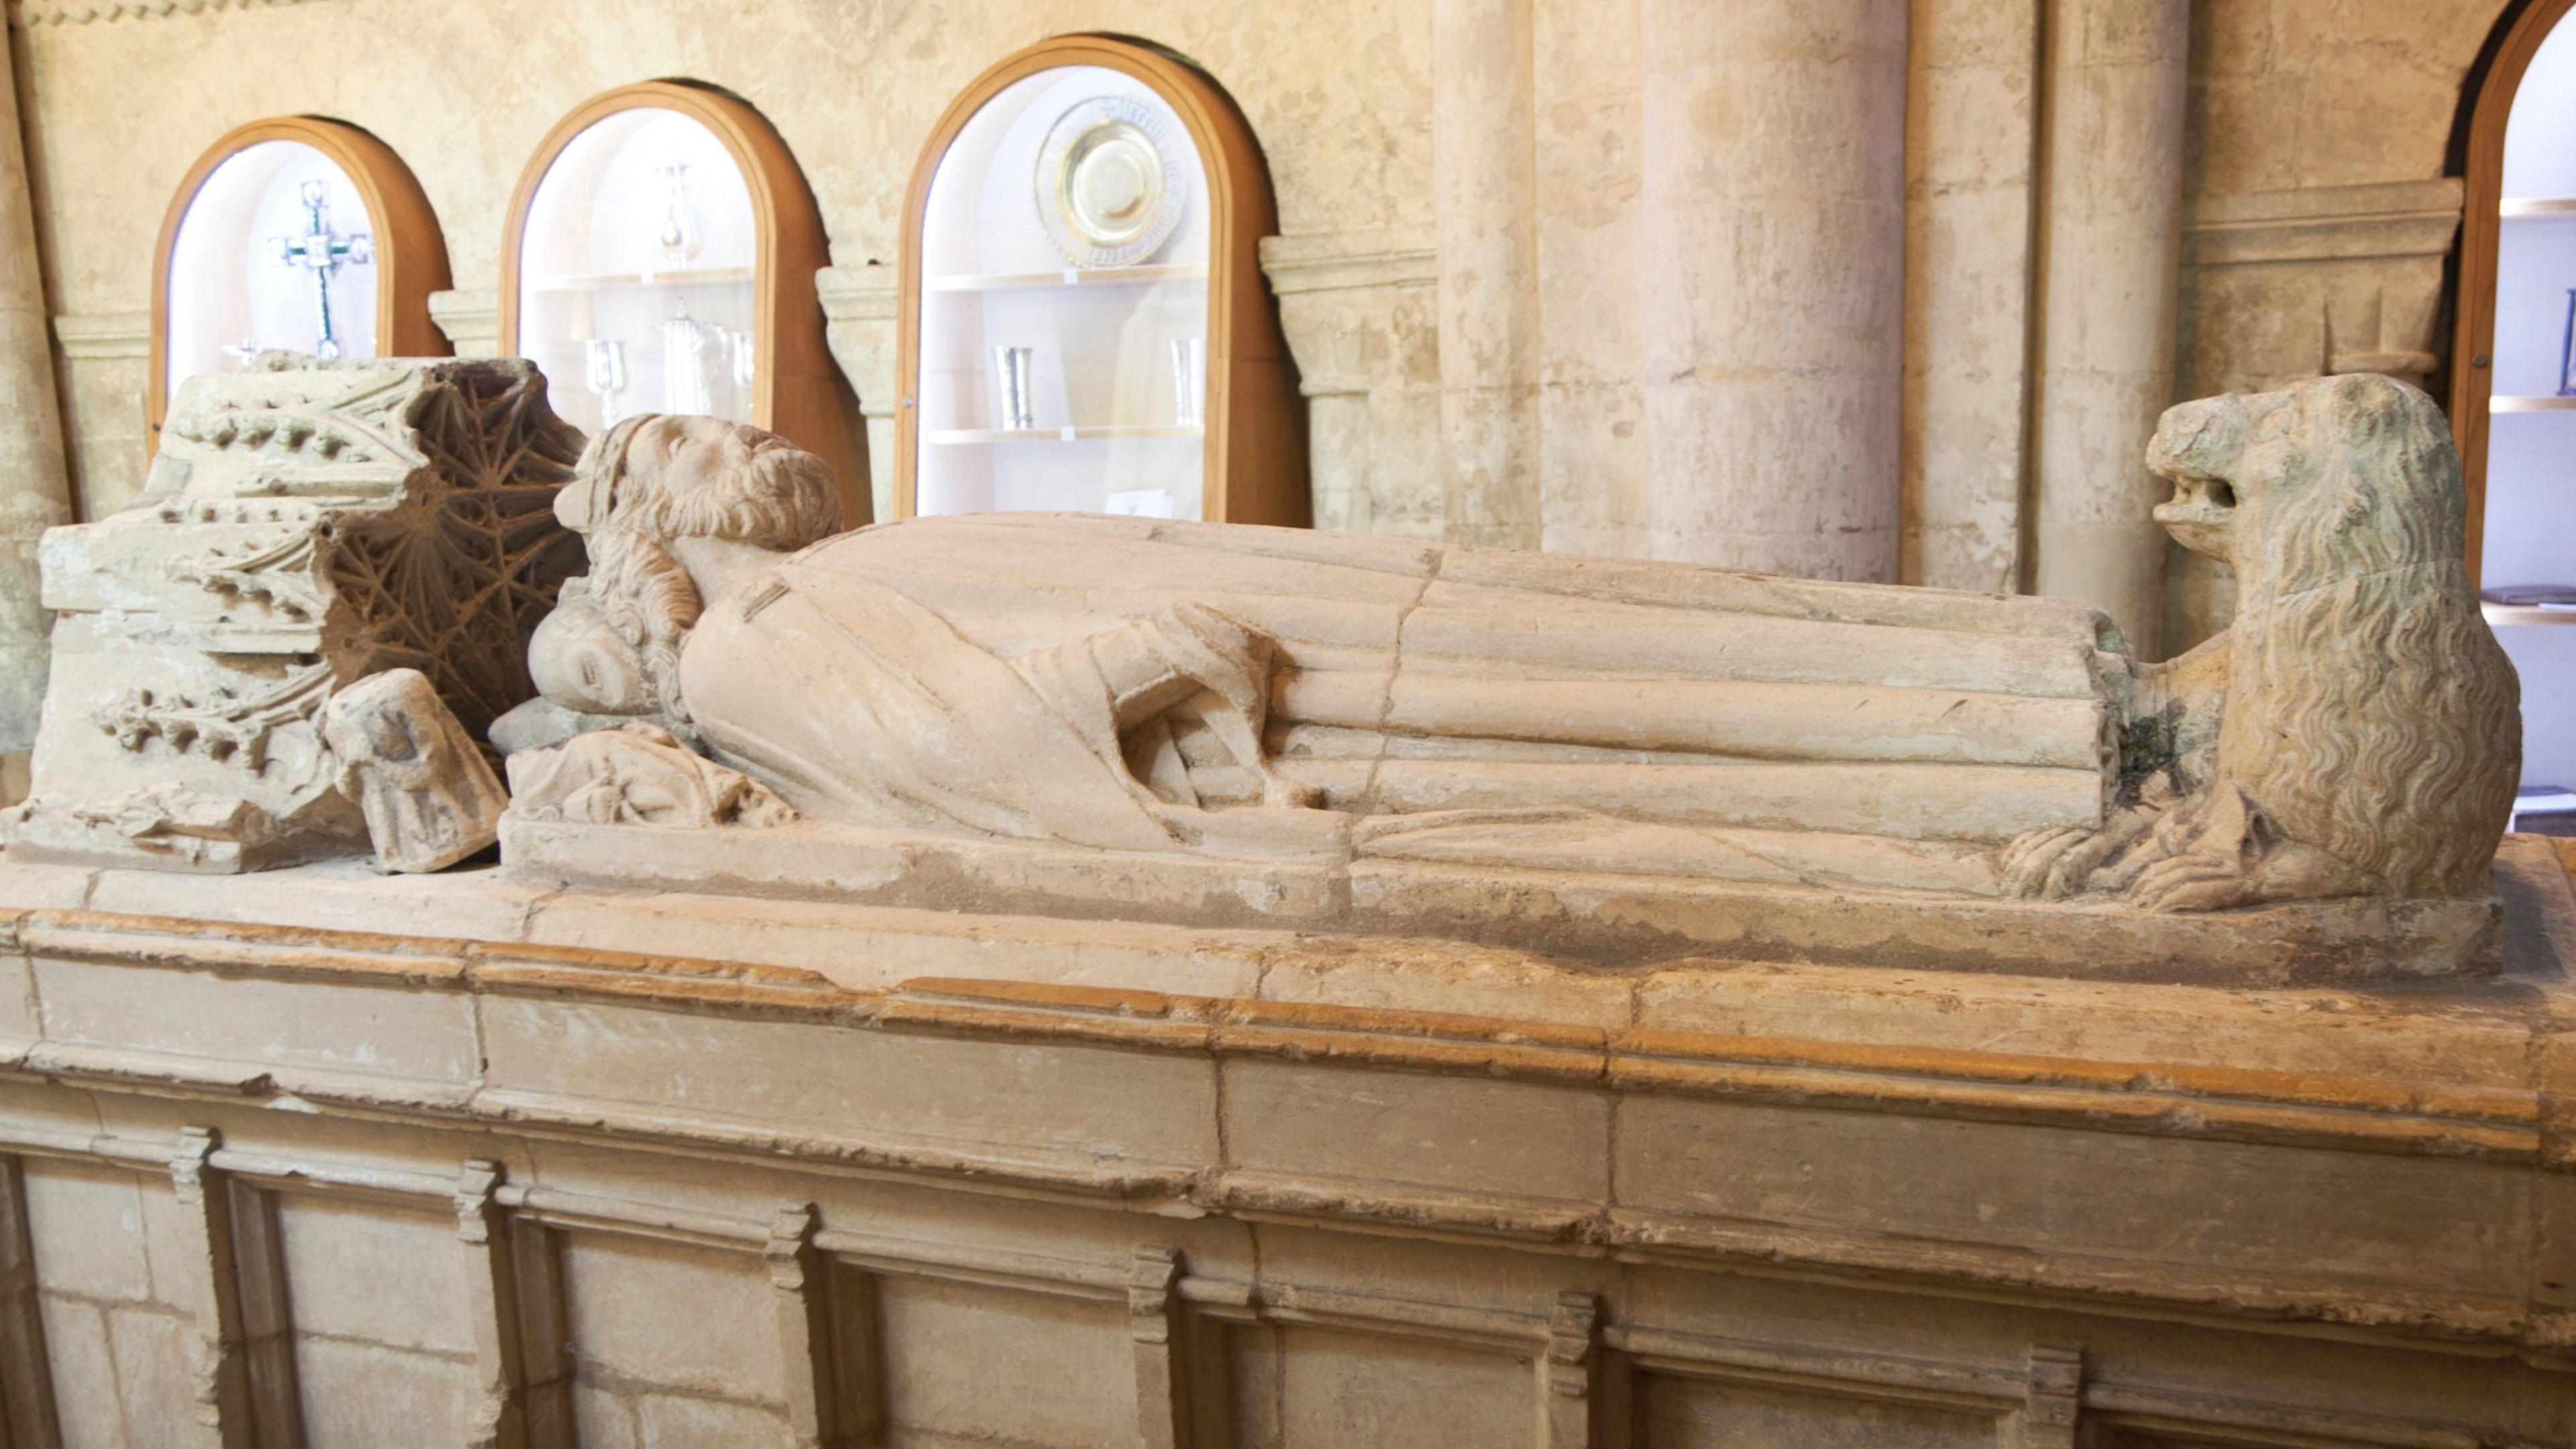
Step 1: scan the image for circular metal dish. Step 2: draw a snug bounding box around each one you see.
[1035,95,1186,268]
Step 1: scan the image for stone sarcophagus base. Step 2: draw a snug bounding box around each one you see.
[500,812,2502,987]
[0,836,2566,1445]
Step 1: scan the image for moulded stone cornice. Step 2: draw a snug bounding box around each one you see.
[1258,227,1438,294]
[813,262,900,322]
[8,0,321,25]
[2185,178,2466,267]
[49,311,148,360]
[425,287,500,358]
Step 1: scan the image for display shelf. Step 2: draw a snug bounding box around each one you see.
[526,265,754,294]
[2458,0,2576,795]
[502,80,860,521]
[924,263,1208,294]
[897,34,1305,526]
[150,116,449,444]
[2485,604,2576,626]
[2457,0,2576,586]
[928,425,1203,444]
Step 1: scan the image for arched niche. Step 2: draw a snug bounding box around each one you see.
[502,80,859,520]
[896,35,1305,525]
[151,116,449,445]
[2453,0,2576,792]
[2454,0,2576,590]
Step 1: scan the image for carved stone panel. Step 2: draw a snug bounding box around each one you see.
[4,356,584,871]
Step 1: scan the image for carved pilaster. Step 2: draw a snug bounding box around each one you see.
[453,1160,530,1449]
[1130,1244,1189,1449]
[1540,1289,1601,1448]
[814,264,898,526]
[767,1202,868,1448]
[1256,229,1440,537]
[2017,1345,2084,1449]
[167,1127,252,1449]
[426,290,502,361]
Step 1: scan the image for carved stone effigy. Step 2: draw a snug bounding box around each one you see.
[4,357,584,871]
[500,376,2518,984]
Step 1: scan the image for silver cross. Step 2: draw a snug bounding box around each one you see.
[266,180,374,360]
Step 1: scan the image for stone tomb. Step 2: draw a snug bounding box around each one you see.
[0,360,2556,1442]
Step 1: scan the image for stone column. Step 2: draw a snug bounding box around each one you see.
[2027,0,2188,656]
[0,30,71,754]
[1901,0,2043,593]
[1433,0,1543,550]
[1640,0,1909,581]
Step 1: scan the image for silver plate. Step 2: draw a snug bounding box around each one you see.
[1035,95,1187,269]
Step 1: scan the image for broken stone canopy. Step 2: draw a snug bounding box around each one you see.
[2,357,582,871]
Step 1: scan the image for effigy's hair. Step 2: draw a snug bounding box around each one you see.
[564,528,700,724]
[570,415,841,551]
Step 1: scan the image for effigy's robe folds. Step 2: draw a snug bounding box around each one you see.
[492,377,2520,986]
[2,358,584,871]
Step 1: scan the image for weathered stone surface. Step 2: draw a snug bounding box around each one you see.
[3,358,582,873]
[497,384,2515,983]
[0,835,2567,1442]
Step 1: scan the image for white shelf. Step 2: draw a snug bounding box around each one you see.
[924,263,1208,294]
[928,425,1203,445]
[2493,395,2576,413]
[2485,603,2576,626]
[529,265,753,294]
[2502,197,2576,217]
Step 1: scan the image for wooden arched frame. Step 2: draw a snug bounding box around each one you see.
[500,80,861,520]
[894,35,1307,525]
[149,116,450,445]
[2450,0,2576,585]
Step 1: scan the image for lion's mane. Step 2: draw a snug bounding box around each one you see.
[2221,374,2518,898]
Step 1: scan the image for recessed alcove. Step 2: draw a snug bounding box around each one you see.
[502,80,860,519]
[150,117,449,445]
[895,36,1304,525]
[2456,0,2576,789]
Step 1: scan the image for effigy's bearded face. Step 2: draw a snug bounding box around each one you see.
[555,413,773,537]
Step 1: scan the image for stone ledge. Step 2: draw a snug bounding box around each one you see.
[6,894,2563,1163]
[2184,178,2465,267]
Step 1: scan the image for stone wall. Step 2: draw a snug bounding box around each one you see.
[4,0,2530,654]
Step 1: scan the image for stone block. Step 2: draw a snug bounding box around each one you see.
[558,1233,785,1405]
[1638,1372,1996,1448]
[877,1276,1133,1447]
[31,957,480,1086]
[290,1335,478,1449]
[1614,1097,2533,1304]
[103,1309,208,1448]
[21,1161,149,1301]
[274,1195,475,1354]
[36,1295,117,1449]
[88,859,544,942]
[632,1393,793,1449]
[1224,1058,1609,1203]
[1243,1324,1535,1448]
[480,997,1221,1170]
